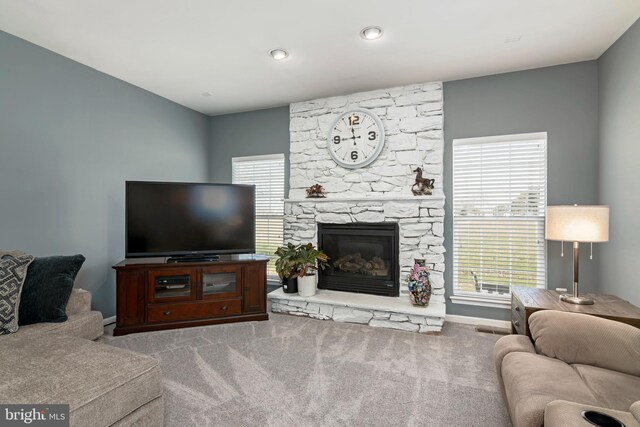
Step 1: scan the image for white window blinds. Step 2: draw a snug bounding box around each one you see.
[453,133,547,300]
[232,154,285,279]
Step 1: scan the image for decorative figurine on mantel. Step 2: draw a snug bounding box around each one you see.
[306,183,326,198]
[411,167,435,196]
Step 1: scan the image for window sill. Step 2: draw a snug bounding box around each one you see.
[449,295,511,309]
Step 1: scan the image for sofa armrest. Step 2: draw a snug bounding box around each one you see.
[544,400,640,427]
[493,334,535,392]
[632,401,640,423]
[66,288,91,315]
[529,310,640,376]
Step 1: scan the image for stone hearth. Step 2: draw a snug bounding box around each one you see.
[268,288,445,334]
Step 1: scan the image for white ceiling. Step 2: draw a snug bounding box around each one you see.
[1,1,638,116]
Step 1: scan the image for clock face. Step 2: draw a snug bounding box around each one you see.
[327,108,385,169]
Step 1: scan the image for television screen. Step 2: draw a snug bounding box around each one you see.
[126,181,255,257]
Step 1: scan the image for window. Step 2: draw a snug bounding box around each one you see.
[451,133,547,307]
[232,154,285,280]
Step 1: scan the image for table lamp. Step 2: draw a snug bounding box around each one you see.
[545,205,609,305]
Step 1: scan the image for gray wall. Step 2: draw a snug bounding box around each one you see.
[0,31,210,317]
[5,22,629,321]
[598,19,640,306]
[208,106,290,193]
[207,64,601,321]
[443,62,600,320]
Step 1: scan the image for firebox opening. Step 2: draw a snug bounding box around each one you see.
[318,223,400,297]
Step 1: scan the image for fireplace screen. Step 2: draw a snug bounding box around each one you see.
[318,223,399,297]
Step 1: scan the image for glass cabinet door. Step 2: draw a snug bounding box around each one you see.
[155,275,191,298]
[148,269,197,302]
[201,266,241,299]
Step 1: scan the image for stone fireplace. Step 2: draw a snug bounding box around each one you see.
[268,81,447,333]
[318,223,399,297]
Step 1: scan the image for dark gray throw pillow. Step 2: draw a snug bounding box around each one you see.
[18,254,85,325]
[0,254,35,334]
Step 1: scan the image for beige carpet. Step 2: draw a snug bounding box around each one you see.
[102,314,510,426]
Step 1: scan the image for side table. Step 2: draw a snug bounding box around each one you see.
[511,287,640,337]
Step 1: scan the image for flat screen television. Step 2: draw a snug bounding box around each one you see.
[126,181,255,258]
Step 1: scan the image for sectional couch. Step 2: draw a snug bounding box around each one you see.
[0,289,164,426]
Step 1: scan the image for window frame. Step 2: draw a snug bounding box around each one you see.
[232,153,285,282]
[450,132,548,309]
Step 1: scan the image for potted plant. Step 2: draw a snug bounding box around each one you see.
[274,243,300,294]
[295,243,329,297]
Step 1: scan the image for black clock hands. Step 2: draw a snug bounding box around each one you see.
[343,127,361,145]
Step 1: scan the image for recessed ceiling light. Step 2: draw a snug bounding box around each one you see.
[269,49,289,61]
[361,26,384,40]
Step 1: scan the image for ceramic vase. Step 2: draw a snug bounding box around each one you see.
[408,259,432,306]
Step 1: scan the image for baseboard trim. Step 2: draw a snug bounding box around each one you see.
[104,313,510,329]
[446,314,511,329]
[103,315,116,326]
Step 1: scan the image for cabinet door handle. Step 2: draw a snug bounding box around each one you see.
[163,311,172,316]
[514,320,520,327]
[221,306,228,311]
[514,306,520,312]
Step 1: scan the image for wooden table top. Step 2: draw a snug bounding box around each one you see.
[512,287,640,320]
[113,254,270,269]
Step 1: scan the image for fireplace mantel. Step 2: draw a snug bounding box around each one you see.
[285,194,445,204]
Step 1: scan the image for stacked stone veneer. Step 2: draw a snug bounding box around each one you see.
[283,198,445,296]
[288,82,444,199]
[279,82,446,332]
[269,292,445,334]
[278,82,445,332]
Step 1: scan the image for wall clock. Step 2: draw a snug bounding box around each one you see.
[327,108,385,169]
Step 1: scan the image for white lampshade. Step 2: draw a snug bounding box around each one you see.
[546,205,609,242]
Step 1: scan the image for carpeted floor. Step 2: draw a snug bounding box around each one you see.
[102,314,510,427]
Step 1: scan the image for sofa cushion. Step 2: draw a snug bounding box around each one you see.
[529,310,640,376]
[0,333,162,427]
[111,396,164,427]
[502,352,598,427]
[573,364,640,411]
[0,253,34,334]
[19,254,85,325]
[16,311,104,340]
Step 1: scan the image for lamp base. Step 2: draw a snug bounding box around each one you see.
[560,294,594,305]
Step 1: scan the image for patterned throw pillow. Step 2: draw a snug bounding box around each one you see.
[0,253,35,334]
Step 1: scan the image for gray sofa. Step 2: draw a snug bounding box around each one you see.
[0,289,164,427]
[494,310,640,427]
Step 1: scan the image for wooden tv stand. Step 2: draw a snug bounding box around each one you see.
[112,254,269,336]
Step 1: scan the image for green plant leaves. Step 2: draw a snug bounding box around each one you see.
[273,242,329,278]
